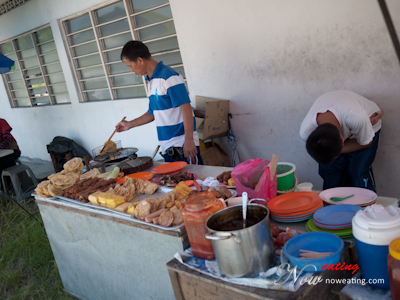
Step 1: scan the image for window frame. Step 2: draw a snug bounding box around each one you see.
[59,0,186,103]
[0,24,70,108]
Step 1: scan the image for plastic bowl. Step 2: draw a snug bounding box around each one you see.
[283,232,344,272]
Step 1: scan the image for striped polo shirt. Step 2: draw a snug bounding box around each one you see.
[146,61,199,154]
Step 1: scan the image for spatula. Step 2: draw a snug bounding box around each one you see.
[100,116,126,155]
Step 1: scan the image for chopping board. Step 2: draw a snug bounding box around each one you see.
[117,157,153,175]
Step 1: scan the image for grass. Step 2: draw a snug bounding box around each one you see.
[0,196,74,300]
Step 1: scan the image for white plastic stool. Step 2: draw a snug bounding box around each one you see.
[1,163,38,203]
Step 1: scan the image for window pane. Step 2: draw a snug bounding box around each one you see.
[131,0,168,13]
[73,41,98,57]
[30,86,47,96]
[115,86,146,99]
[24,67,41,78]
[137,20,175,41]
[45,63,62,74]
[70,30,95,46]
[8,72,22,81]
[135,6,172,28]
[39,41,56,54]
[97,1,126,24]
[10,81,25,90]
[32,96,50,105]
[109,62,129,75]
[36,27,54,44]
[0,42,13,54]
[27,77,44,86]
[16,98,31,107]
[85,90,111,101]
[82,78,108,90]
[20,47,36,59]
[22,57,39,69]
[16,35,33,50]
[76,54,102,68]
[103,32,132,50]
[99,19,129,38]
[52,83,68,94]
[54,94,70,104]
[155,51,182,66]
[104,49,122,63]
[47,74,65,84]
[80,66,105,79]
[172,66,185,78]
[113,73,143,86]
[14,89,29,98]
[66,14,91,34]
[43,52,59,64]
[145,36,179,53]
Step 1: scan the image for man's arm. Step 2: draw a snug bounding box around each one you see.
[116,112,154,132]
[370,110,384,126]
[181,102,197,161]
[342,138,372,154]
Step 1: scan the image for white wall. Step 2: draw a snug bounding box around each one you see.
[0,0,399,197]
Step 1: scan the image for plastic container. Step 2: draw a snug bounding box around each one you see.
[276,162,296,192]
[295,182,313,192]
[388,238,400,299]
[182,192,225,260]
[352,204,400,289]
[283,232,344,273]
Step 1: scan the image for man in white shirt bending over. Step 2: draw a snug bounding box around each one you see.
[300,90,384,192]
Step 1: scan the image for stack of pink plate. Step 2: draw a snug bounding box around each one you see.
[267,191,323,223]
[319,187,377,207]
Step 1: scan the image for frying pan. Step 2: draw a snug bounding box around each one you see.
[93,147,138,164]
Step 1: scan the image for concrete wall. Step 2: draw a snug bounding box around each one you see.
[0,0,399,197]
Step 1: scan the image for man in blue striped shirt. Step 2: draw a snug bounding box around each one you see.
[116,41,202,164]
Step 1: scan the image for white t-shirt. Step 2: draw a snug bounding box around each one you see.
[300,90,382,145]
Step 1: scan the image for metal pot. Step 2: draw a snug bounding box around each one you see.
[205,201,275,278]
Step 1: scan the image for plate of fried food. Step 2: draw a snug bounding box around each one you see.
[216,171,236,189]
[155,171,198,187]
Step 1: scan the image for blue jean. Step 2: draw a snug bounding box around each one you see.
[163,146,204,165]
[319,131,380,192]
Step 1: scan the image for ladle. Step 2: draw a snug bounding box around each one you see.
[330,194,354,202]
[242,192,248,228]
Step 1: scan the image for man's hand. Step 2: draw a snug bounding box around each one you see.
[183,140,197,162]
[116,120,131,132]
[370,110,384,126]
[116,113,155,132]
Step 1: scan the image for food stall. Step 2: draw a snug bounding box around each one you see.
[34,162,233,300]
[35,157,400,300]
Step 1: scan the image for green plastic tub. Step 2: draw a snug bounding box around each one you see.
[276,162,296,192]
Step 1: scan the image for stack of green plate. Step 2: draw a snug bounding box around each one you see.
[306,218,353,239]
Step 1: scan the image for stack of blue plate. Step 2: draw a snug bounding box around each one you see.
[312,204,362,230]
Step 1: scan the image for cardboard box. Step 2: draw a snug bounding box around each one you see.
[195,96,229,140]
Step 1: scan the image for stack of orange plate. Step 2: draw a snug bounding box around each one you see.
[267,191,323,223]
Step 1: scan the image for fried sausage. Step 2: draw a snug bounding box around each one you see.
[144,208,168,223]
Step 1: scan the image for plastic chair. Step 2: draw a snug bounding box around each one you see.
[1,163,38,204]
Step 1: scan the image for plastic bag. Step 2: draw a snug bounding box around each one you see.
[275,228,299,247]
[231,155,278,202]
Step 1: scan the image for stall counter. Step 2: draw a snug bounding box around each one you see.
[35,162,233,300]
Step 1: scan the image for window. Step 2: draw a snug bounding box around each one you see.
[60,0,186,102]
[0,26,70,107]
